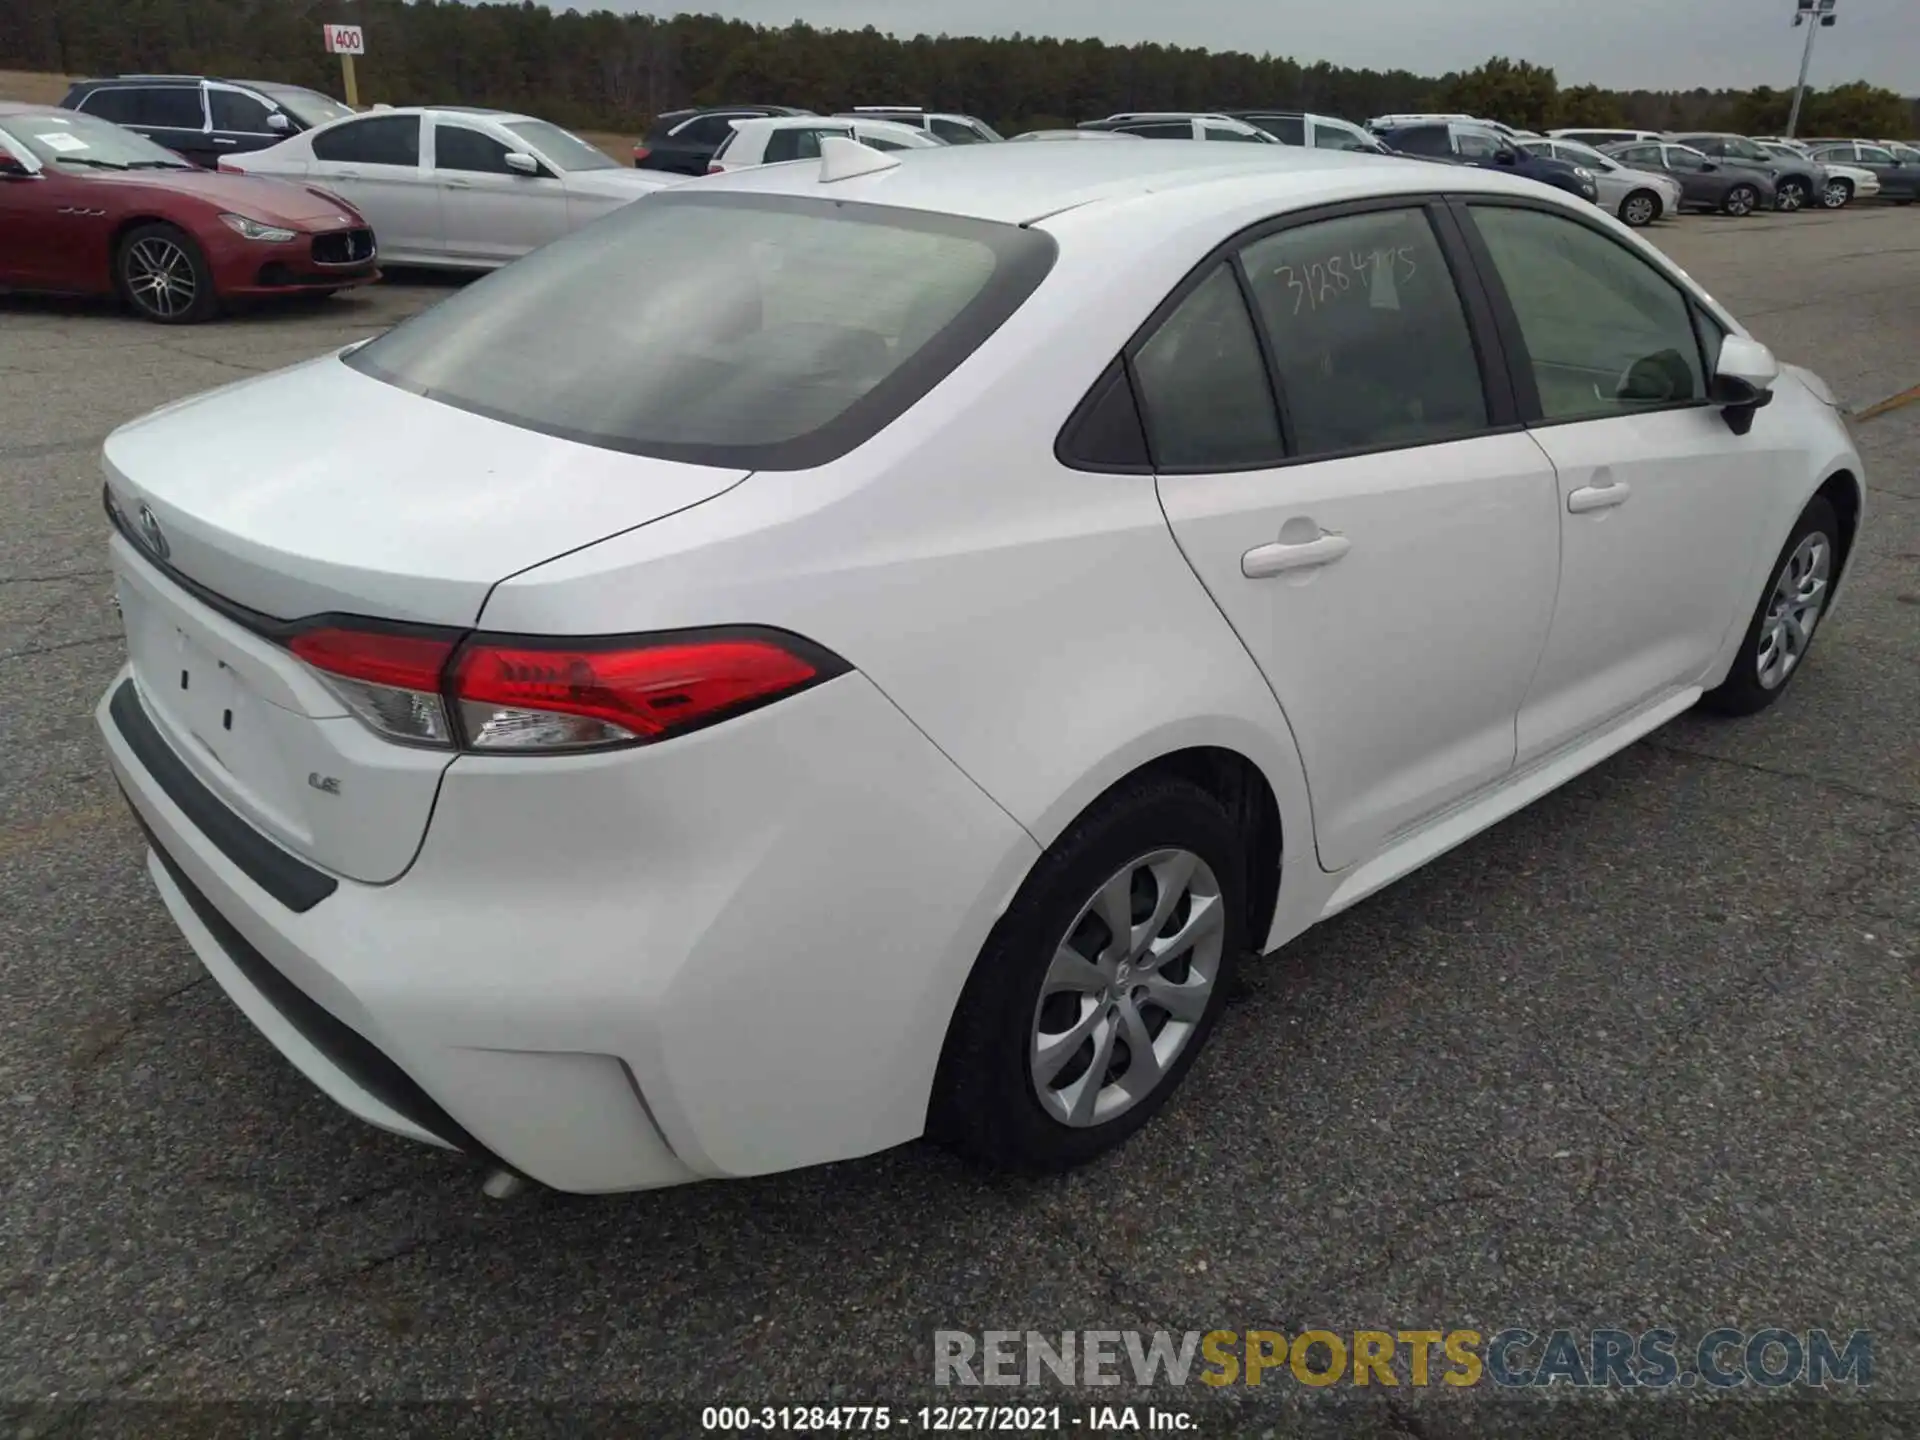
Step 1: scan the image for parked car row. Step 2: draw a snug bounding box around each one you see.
[7,72,1915,326]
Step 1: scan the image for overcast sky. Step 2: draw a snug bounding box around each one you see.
[596,0,1917,93]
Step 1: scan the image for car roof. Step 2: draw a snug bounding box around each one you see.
[688,140,1556,226]
[0,102,65,118]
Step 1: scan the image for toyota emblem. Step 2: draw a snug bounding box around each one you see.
[136,503,170,561]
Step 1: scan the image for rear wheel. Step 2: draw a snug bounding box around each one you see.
[1821,177,1853,209]
[1619,190,1661,227]
[1702,495,1839,716]
[1722,184,1759,217]
[117,222,217,324]
[1775,177,1810,212]
[930,775,1247,1172]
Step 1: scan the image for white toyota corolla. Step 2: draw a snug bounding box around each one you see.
[97,139,1864,1192]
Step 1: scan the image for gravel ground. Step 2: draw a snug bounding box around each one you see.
[0,205,1915,1436]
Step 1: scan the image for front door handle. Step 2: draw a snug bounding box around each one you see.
[1242,532,1351,578]
[1568,480,1632,514]
[213,137,238,146]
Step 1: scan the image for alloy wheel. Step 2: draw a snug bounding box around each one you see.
[1029,849,1225,1128]
[1622,195,1657,227]
[125,236,198,320]
[1756,532,1830,689]
[1776,181,1807,212]
[1821,181,1850,209]
[1725,187,1756,216]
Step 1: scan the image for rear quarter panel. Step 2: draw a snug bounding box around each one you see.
[476,186,1351,949]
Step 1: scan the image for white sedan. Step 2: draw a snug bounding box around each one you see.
[708,115,940,172]
[224,105,674,268]
[97,139,1864,1191]
[1522,136,1682,225]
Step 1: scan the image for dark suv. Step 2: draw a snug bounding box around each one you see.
[61,75,353,168]
[1379,122,1600,204]
[634,105,814,174]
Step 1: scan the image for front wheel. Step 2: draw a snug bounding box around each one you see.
[1619,190,1661,227]
[930,775,1247,1172]
[1702,495,1839,716]
[117,222,217,324]
[1774,178,1810,212]
[1722,184,1759,217]
[1821,178,1853,209]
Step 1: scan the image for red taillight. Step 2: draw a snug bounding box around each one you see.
[291,627,454,692]
[632,145,651,164]
[283,624,841,753]
[289,626,459,746]
[706,162,724,174]
[217,158,241,174]
[450,634,826,752]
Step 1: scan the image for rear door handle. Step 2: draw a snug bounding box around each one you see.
[1242,532,1351,578]
[444,177,473,188]
[1568,480,1632,514]
[335,168,363,179]
[213,137,238,146]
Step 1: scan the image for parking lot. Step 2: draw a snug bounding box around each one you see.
[2,204,1916,1432]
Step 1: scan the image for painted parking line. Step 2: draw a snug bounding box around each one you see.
[1853,383,1920,424]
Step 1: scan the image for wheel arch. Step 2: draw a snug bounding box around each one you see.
[1815,466,1863,590]
[1025,720,1307,955]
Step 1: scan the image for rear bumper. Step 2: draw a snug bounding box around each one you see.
[98,662,1038,1192]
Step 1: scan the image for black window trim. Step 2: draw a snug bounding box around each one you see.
[1057,192,1522,477]
[1449,193,1719,431]
[347,189,1060,472]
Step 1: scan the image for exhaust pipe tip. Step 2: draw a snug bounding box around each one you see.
[481,1167,529,1200]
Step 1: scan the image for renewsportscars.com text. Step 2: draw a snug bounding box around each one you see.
[934,1328,1873,1389]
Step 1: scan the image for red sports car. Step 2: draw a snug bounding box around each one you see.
[0,104,378,324]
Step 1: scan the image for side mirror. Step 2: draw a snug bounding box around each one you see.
[1711,335,1779,435]
[1494,147,1519,165]
[504,151,540,176]
[1700,160,1718,172]
[267,111,290,133]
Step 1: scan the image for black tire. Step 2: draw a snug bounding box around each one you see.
[1774,177,1810,212]
[116,222,218,325]
[1619,190,1661,227]
[1722,184,1759,217]
[1701,495,1840,717]
[1821,178,1853,209]
[930,775,1249,1173]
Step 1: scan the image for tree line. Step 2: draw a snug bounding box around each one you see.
[4,0,1914,140]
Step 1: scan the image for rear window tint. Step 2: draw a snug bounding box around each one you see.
[346,192,1057,470]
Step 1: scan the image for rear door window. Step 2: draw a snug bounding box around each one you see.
[1261,115,1307,144]
[346,192,1057,470]
[1124,122,1197,139]
[1239,207,1489,457]
[313,114,421,166]
[95,86,204,129]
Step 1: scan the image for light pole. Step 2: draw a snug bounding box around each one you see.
[1785,0,1837,139]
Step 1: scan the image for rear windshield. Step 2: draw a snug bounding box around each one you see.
[346,192,1056,470]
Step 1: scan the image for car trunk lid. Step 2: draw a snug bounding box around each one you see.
[103,355,749,883]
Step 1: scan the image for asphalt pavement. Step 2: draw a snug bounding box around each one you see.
[0,208,1915,1435]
